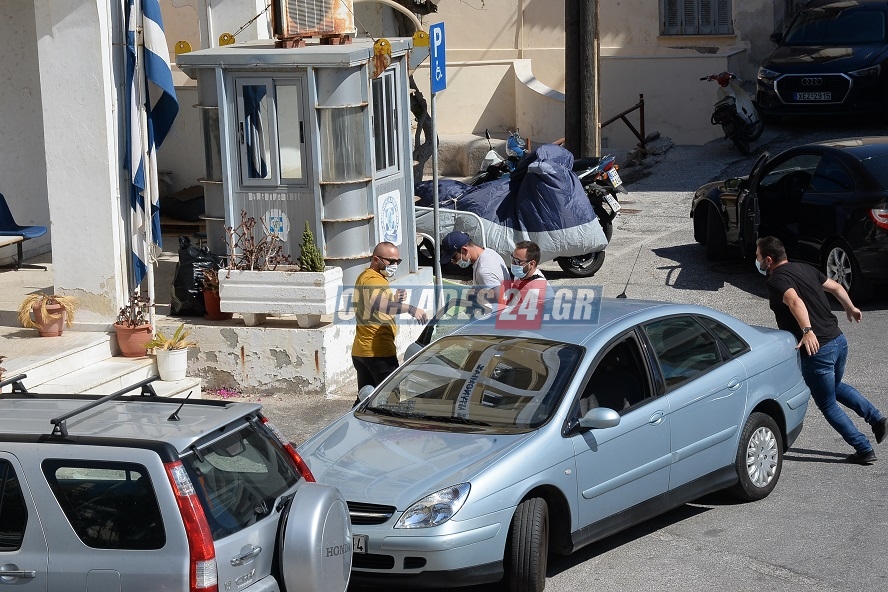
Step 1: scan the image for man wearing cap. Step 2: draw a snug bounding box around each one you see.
[440,231,509,303]
[352,242,428,400]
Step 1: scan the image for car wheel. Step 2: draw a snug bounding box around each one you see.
[824,241,874,303]
[694,208,708,245]
[730,412,783,501]
[705,206,728,260]
[505,497,549,592]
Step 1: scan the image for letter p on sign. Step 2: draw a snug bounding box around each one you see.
[430,22,446,93]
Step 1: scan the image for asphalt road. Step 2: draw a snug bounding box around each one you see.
[230,118,888,592]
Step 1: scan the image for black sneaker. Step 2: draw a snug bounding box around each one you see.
[873,417,887,445]
[846,449,877,465]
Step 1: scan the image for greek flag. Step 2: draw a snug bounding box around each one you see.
[126,0,178,285]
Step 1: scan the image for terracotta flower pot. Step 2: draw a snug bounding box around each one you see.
[114,323,153,358]
[203,289,233,321]
[32,302,67,337]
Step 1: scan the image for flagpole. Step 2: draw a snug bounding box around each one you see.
[134,0,157,335]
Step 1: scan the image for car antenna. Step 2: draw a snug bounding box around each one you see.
[617,244,644,299]
[168,391,194,422]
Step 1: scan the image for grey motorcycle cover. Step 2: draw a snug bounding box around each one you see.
[452,143,607,261]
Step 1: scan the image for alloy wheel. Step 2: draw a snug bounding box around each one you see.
[826,246,853,291]
[746,426,779,488]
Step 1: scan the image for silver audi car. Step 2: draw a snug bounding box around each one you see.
[299,297,810,591]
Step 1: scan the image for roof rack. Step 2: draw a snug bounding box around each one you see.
[0,373,30,395]
[50,376,160,437]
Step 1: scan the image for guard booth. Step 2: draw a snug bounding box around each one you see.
[176,37,421,288]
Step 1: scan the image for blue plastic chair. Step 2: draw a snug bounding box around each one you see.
[0,193,48,270]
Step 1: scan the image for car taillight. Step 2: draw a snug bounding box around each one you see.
[164,461,218,592]
[869,207,888,230]
[260,416,316,482]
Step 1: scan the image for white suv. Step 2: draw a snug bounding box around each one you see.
[0,374,352,592]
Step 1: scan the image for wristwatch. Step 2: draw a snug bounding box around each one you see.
[802,327,813,335]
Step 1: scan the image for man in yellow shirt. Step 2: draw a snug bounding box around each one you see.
[352,242,428,396]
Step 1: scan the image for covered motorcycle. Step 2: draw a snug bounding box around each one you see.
[415,144,609,276]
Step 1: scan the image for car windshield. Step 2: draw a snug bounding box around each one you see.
[360,335,582,431]
[859,154,888,189]
[783,8,886,45]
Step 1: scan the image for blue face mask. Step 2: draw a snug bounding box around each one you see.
[755,258,768,276]
[511,264,527,279]
[456,254,472,269]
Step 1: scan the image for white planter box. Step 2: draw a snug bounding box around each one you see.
[219,266,343,327]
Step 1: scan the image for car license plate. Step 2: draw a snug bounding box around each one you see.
[607,168,623,188]
[603,192,622,213]
[794,91,831,101]
[353,534,368,554]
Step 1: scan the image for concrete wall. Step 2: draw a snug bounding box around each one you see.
[34,0,129,319]
[0,3,50,266]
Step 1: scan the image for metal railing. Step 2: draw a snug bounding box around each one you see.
[601,94,660,148]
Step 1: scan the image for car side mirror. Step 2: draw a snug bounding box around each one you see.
[357,385,375,403]
[725,177,743,190]
[770,31,782,44]
[405,342,423,360]
[578,407,621,430]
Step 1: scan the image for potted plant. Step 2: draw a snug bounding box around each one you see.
[113,290,153,357]
[18,293,76,337]
[201,268,233,321]
[146,323,197,381]
[218,212,343,327]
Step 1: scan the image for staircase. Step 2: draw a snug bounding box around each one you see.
[0,330,201,398]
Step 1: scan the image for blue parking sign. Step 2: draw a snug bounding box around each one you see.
[430,22,446,93]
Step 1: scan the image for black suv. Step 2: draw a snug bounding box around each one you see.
[0,374,352,592]
[757,0,888,119]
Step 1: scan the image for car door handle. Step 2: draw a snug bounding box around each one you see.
[230,545,262,566]
[649,411,666,425]
[727,378,742,390]
[0,566,37,579]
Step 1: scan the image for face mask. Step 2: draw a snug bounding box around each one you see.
[456,254,472,269]
[384,264,398,277]
[755,258,768,276]
[511,264,527,279]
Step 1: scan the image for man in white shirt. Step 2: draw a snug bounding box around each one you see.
[440,231,509,305]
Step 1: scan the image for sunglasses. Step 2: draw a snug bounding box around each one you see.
[377,255,402,265]
[511,257,531,265]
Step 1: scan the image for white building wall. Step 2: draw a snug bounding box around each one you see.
[0,3,50,265]
[33,0,128,319]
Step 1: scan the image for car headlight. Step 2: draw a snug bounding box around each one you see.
[849,64,881,78]
[395,483,471,529]
[757,67,780,86]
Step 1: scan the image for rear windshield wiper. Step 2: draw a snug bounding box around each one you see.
[431,416,492,426]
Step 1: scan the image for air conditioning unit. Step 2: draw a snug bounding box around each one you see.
[271,0,356,41]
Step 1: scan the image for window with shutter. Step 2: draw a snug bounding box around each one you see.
[661,0,733,35]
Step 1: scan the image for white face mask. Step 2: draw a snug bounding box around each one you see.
[511,264,527,279]
[384,263,398,277]
[755,258,768,276]
[456,253,472,269]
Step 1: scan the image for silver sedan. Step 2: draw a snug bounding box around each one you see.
[299,296,810,592]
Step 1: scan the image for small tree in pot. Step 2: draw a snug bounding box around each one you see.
[113,291,153,357]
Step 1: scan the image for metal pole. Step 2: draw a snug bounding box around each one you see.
[431,91,442,312]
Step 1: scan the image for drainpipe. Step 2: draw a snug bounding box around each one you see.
[353,0,423,33]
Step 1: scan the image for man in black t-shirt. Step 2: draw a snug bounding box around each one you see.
[757,237,886,465]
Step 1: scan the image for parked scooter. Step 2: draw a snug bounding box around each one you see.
[701,72,764,155]
[554,155,626,277]
[467,129,529,186]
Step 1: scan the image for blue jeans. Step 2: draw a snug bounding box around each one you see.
[800,334,882,453]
